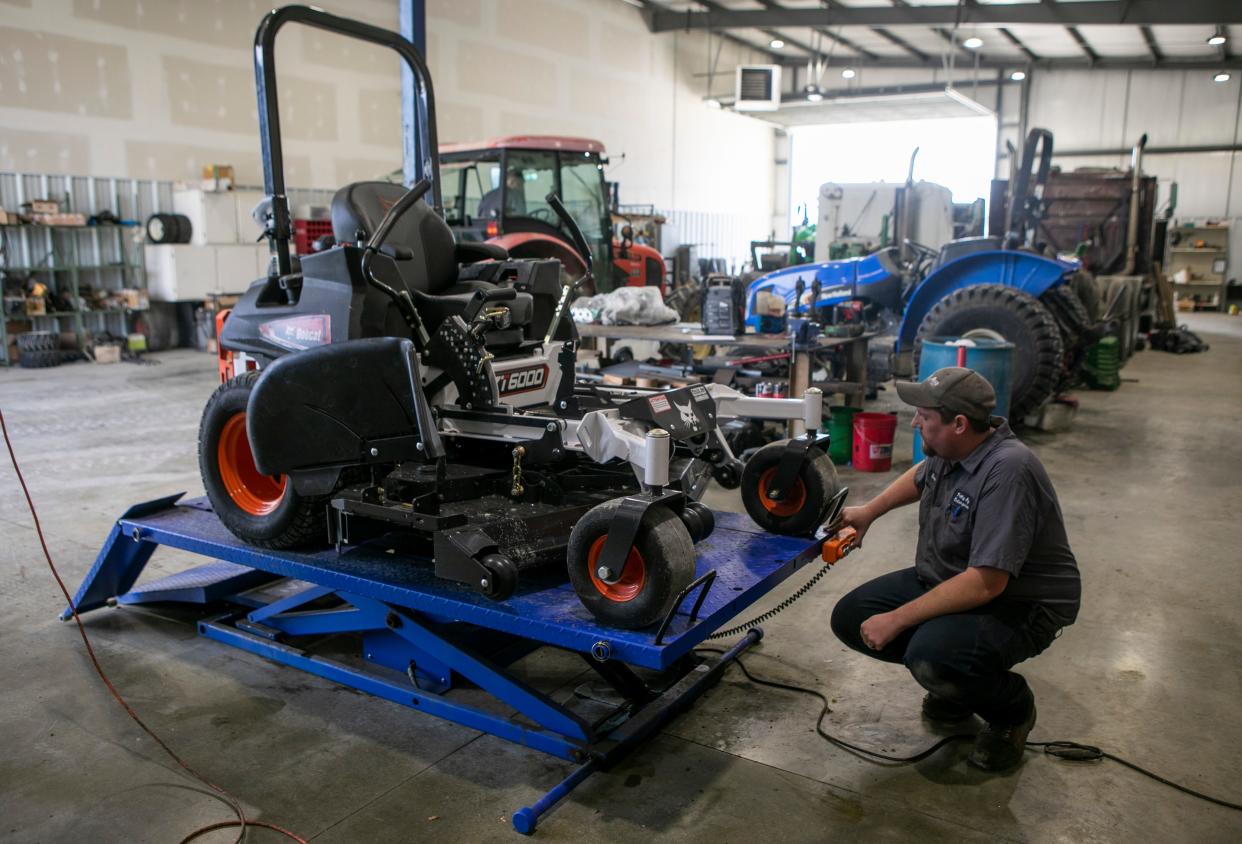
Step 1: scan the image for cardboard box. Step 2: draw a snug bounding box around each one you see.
[29,199,59,214]
[201,164,235,192]
[93,344,121,364]
[25,297,46,316]
[119,288,148,310]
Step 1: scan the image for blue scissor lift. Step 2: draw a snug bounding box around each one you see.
[66,494,825,833]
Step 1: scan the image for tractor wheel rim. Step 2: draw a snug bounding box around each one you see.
[587,536,646,602]
[962,327,1007,343]
[758,467,807,518]
[217,413,285,516]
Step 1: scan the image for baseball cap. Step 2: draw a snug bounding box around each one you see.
[895,367,996,421]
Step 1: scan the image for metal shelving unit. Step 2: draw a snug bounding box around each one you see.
[1166,221,1230,313]
[1,172,171,365]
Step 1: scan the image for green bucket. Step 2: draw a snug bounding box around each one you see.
[826,406,861,465]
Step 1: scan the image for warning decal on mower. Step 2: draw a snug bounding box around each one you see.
[496,363,548,396]
[648,395,671,413]
[258,314,331,351]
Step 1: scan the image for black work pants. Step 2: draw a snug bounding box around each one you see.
[829,568,1063,725]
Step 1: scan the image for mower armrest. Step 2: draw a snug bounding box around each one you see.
[456,241,508,264]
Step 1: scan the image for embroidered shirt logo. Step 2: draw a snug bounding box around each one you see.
[952,490,972,510]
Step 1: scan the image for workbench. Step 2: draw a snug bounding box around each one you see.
[576,323,873,430]
[65,493,828,834]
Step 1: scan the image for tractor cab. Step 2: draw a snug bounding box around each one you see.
[440,136,666,294]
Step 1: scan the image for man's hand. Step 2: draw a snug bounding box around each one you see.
[837,504,876,544]
[860,611,908,651]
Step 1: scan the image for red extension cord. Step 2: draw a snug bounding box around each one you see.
[1,407,306,844]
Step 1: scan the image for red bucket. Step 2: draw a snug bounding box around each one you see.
[852,412,898,472]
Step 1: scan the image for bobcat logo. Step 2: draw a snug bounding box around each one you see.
[673,400,700,432]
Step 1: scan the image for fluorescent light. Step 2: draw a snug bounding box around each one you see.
[804,84,824,102]
[963,36,983,50]
[1010,70,1026,81]
[1208,34,1227,46]
[770,38,784,49]
[1214,72,1231,83]
[841,68,856,79]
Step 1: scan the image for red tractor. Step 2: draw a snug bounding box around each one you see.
[439,136,666,294]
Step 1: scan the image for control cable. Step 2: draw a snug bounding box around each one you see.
[697,646,1242,812]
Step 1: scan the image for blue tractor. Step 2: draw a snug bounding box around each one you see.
[744,129,1096,421]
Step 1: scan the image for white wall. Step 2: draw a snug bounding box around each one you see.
[0,0,774,259]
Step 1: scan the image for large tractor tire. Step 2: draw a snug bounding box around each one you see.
[740,440,840,536]
[914,284,1063,421]
[198,371,328,549]
[1040,285,1092,392]
[566,500,695,629]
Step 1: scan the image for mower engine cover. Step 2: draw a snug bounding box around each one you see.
[247,336,442,488]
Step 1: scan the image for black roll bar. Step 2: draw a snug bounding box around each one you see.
[254,5,441,277]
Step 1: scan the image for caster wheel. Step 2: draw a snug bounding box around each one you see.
[479,553,518,601]
[678,500,716,543]
[711,461,741,490]
[740,440,840,535]
[567,501,694,629]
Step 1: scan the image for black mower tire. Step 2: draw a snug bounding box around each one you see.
[16,331,58,353]
[914,284,1063,421]
[18,348,60,368]
[740,440,839,536]
[1040,285,1092,392]
[146,212,192,244]
[566,500,695,630]
[199,371,328,549]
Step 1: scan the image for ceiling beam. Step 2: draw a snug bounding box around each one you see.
[644,1,1242,32]
[1139,26,1163,62]
[872,27,930,62]
[636,0,787,63]
[732,53,1242,71]
[754,0,879,61]
[692,0,821,60]
[999,27,1040,62]
[1065,26,1100,63]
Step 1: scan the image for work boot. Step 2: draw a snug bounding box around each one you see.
[968,697,1037,772]
[921,693,974,724]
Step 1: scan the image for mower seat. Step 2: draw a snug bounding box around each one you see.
[331,181,532,331]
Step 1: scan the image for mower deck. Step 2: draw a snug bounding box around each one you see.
[65,493,825,833]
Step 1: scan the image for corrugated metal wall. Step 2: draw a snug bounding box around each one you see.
[658,207,772,273]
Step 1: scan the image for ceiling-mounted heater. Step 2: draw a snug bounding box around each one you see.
[735,65,782,111]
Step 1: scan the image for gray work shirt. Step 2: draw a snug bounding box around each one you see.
[913,420,1081,624]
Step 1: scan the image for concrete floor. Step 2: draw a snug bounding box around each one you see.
[1,314,1240,843]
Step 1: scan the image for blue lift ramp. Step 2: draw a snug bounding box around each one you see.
[66,494,826,833]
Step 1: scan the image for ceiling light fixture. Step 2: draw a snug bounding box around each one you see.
[706,97,723,109]
[770,38,785,49]
[963,36,983,50]
[804,84,824,102]
[1214,72,1231,83]
[841,68,856,79]
[1011,70,1027,81]
[1208,34,1227,47]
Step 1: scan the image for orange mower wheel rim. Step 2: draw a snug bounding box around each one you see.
[217,413,286,516]
[757,467,807,518]
[587,535,647,602]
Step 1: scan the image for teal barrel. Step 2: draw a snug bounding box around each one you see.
[912,337,1015,463]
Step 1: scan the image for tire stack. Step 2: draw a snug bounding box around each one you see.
[16,331,61,369]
